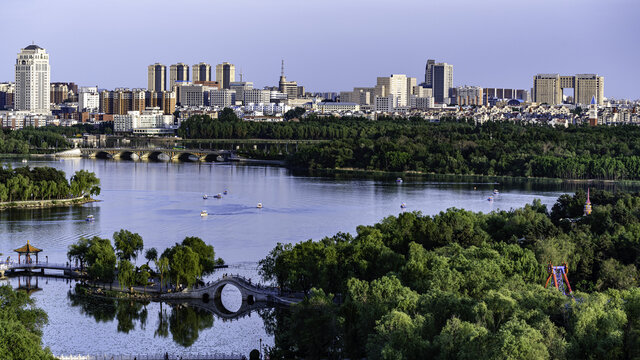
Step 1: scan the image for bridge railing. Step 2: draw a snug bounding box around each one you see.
[1,261,80,270]
[56,353,244,360]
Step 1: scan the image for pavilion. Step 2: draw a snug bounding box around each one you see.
[14,240,42,265]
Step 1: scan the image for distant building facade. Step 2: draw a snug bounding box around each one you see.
[216,62,235,89]
[169,63,189,90]
[148,63,166,92]
[192,63,211,82]
[15,44,50,114]
[78,86,100,112]
[533,74,604,105]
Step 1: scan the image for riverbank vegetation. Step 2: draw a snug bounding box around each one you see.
[67,230,224,292]
[179,114,640,180]
[0,285,55,359]
[259,189,640,359]
[0,127,71,154]
[0,166,100,204]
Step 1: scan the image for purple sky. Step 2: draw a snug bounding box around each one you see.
[2,0,638,99]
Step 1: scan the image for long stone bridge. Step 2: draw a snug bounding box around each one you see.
[78,148,236,162]
[160,275,303,321]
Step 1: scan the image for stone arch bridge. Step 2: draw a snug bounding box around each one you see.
[79,148,235,162]
[160,275,302,321]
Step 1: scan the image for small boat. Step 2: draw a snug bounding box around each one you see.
[400,203,406,209]
[223,190,228,195]
[257,203,263,209]
[203,194,208,199]
[487,196,494,202]
[493,189,500,195]
[396,177,403,184]
[85,215,94,222]
[214,193,222,199]
[21,159,28,163]
[200,210,208,217]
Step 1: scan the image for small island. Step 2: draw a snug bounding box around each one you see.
[0,166,100,210]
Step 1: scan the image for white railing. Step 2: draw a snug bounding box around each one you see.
[56,353,244,360]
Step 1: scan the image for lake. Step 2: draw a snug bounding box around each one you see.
[0,158,571,356]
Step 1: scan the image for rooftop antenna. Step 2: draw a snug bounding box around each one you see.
[281,59,285,77]
[239,68,243,82]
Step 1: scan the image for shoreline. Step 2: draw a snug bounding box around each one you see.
[5,151,640,187]
[0,196,97,211]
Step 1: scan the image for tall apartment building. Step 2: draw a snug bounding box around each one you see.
[0,83,15,110]
[533,74,604,105]
[148,63,167,92]
[424,59,435,87]
[192,63,211,82]
[375,74,416,107]
[169,63,189,90]
[15,44,50,114]
[216,62,235,89]
[98,88,146,115]
[146,91,176,115]
[78,86,99,112]
[430,62,453,104]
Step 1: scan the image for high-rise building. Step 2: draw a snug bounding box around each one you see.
[148,63,166,92]
[78,87,100,112]
[15,44,50,114]
[50,83,71,104]
[192,63,211,82]
[0,83,15,110]
[178,85,208,107]
[169,63,189,90]
[533,74,604,105]
[375,74,416,107]
[216,62,236,89]
[430,62,453,104]
[424,59,435,87]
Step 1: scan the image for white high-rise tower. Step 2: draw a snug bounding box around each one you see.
[15,44,50,114]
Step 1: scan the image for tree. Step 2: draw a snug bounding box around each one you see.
[157,256,170,291]
[85,236,117,284]
[169,246,201,288]
[70,170,101,197]
[117,260,135,291]
[68,237,90,271]
[181,236,221,276]
[113,229,144,262]
[145,248,158,267]
[0,285,56,360]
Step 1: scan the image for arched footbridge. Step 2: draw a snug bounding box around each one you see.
[160,275,303,321]
[79,148,236,162]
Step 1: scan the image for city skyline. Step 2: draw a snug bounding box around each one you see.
[1,0,638,99]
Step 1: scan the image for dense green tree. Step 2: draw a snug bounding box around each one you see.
[113,229,144,262]
[0,285,55,360]
[117,260,135,291]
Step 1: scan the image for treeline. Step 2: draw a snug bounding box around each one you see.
[0,285,56,359]
[178,113,640,180]
[67,230,224,291]
[0,127,71,153]
[0,166,100,202]
[259,190,640,359]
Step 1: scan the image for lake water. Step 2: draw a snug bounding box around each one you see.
[0,158,570,357]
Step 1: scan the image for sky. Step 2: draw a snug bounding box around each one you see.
[1,0,638,99]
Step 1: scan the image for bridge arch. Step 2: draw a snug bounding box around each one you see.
[93,151,113,159]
